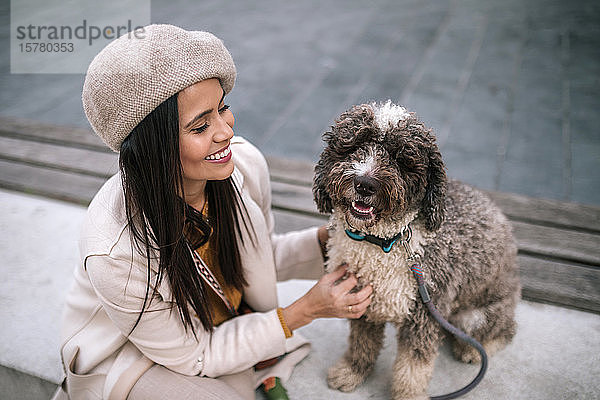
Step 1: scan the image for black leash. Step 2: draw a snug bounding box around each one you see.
[409,263,488,400]
[346,224,488,399]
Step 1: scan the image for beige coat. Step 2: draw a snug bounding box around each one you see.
[58,137,324,399]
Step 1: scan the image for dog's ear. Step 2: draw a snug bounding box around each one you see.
[313,156,333,213]
[421,142,447,231]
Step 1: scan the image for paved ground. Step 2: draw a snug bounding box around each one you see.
[1,0,599,205]
[1,189,599,400]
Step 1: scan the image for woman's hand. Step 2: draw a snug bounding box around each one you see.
[281,264,373,332]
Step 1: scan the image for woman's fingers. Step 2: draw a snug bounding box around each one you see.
[334,273,358,294]
[321,264,348,285]
[310,263,375,319]
[346,287,373,319]
[347,302,370,318]
[348,284,373,304]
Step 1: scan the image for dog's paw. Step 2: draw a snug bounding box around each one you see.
[327,359,366,392]
[452,343,481,364]
[453,337,508,364]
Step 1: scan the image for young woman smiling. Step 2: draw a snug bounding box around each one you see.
[55,25,372,400]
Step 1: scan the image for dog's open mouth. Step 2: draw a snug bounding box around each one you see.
[350,200,375,219]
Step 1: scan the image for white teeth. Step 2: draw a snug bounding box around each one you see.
[205,146,230,161]
[351,201,374,214]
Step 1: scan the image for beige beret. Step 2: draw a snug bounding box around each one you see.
[82,24,236,152]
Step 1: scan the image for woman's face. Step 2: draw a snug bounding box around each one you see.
[178,78,235,192]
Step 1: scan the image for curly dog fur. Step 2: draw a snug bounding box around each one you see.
[313,101,521,399]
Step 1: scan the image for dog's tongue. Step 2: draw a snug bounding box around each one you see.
[355,202,370,211]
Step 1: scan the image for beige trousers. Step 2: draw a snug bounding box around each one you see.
[127,364,256,400]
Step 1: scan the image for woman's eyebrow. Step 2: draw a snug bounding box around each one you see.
[184,109,212,129]
[183,89,226,130]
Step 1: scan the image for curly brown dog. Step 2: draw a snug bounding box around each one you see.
[313,101,521,400]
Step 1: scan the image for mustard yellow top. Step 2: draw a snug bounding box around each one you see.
[188,202,292,337]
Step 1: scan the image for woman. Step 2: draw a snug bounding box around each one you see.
[55,24,372,400]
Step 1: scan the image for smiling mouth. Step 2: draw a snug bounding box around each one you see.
[350,200,375,219]
[205,145,231,163]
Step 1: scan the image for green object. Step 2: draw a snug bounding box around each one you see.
[262,377,290,400]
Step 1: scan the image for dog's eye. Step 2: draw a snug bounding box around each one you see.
[329,111,377,154]
[327,128,358,154]
[395,144,424,171]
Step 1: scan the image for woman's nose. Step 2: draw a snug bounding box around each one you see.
[224,109,235,128]
[214,110,234,142]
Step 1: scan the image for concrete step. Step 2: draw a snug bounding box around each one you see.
[0,365,57,400]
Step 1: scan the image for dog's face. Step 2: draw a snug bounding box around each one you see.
[313,101,447,231]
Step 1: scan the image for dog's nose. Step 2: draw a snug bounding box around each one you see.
[353,176,379,196]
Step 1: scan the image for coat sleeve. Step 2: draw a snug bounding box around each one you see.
[85,254,288,378]
[232,137,325,281]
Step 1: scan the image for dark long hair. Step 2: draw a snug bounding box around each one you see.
[119,92,249,334]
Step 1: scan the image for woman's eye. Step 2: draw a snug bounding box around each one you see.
[192,123,209,133]
[192,105,229,133]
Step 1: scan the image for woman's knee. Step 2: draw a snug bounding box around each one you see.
[128,365,249,400]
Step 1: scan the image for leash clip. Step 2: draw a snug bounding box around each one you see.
[400,225,420,263]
